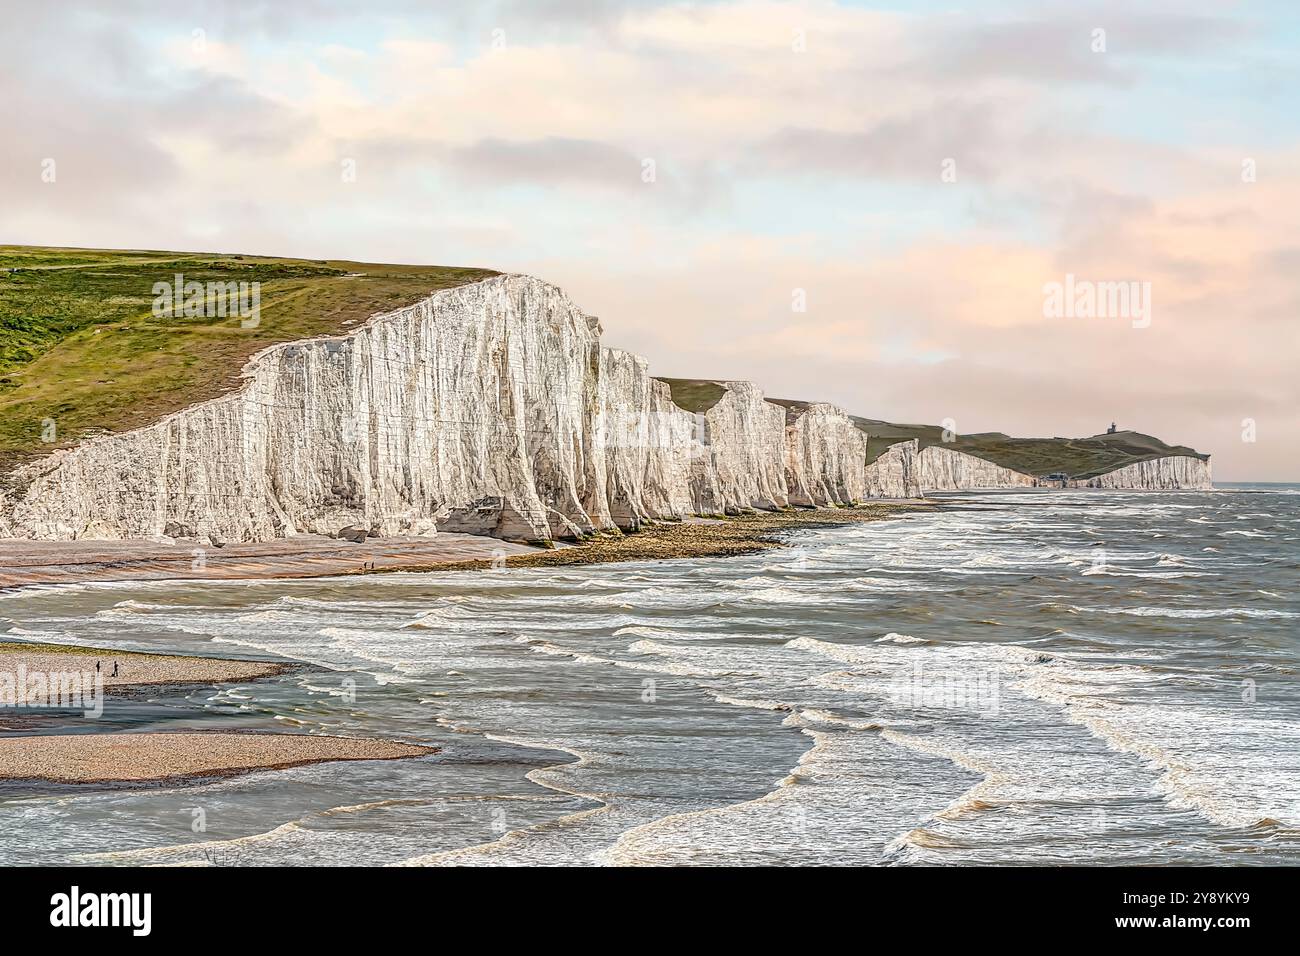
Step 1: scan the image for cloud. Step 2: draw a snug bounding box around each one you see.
[755,99,1009,181]
[1,0,1295,479]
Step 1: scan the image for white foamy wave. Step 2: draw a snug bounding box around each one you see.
[875,632,926,645]
[786,636,875,665]
[745,586,832,605]
[711,693,793,712]
[1016,669,1300,828]
[514,637,617,668]
[1082,568,1207,579]
[95,599,177,617]
[1097,606,1297,620]
[401,604,481,629]
[234,609,297,624]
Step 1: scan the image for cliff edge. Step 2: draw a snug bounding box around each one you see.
[0,255,1213,544]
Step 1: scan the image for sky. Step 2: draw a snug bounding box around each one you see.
[2,0,1297,480]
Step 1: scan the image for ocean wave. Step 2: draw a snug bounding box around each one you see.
[1096,606,1297,619]
[95,598,179,617]
[1081,568,1208,578]
[1009,645,1300,831]
[401,604,482,629]
[875,632,927,645]
[0,583,89,601]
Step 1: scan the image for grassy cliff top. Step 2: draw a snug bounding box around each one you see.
[0,246,494,474]
[851,417,1208,478]
[764,397,815,426]
[653,377,729,413]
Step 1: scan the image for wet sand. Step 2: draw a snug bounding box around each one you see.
[355,503,931,574]
[0,504,927,590]
[0,642,434,784]
[0,532,544,590]
[0,732,436,784]
[0,640,291,694]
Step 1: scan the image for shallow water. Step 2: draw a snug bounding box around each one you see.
[2,486,1298,866]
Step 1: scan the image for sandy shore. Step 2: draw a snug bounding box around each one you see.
[352,502,931,574]
[0,504,927,590]
[0,732,436,784]
[0,506,922,784]
[0,532,544,589]
[0,640,291,695]
[0,642,435,784]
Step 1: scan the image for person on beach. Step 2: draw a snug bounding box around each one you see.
[111,661,119,678]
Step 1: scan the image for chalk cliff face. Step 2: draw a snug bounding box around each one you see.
[701,383,790,512]
[595,347,700,529]
[784,403,868,507]
[914,446,1213,493]
[2,276,913,544]
[0,275,1217,543]
[8,277,607,543]
[1070,455,1212,490]
[863,440,921,498]
[916,446,1038,492]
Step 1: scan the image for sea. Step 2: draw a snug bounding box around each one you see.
[0,484,1296,866]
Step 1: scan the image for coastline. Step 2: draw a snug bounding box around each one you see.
[0,532,542,590]
[0,502,930,590]
[0,641,434,785]
[0,733,437,785]
[0,640,293,692]
[372,502,930,573]
[0,504,924,788]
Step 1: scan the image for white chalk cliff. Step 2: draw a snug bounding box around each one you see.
[908,444,1211,493]
[915,446,1038,492]
[0,276,915,544]
[0,274,1214,544]
[863,439,922,499]
[1069,455,1212,490]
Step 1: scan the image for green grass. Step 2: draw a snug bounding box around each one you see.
[850,417,1207,478]
[765,397,813,425]
[0,245,495,475]
[654,377,728,413]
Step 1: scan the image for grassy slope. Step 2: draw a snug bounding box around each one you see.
[654,377,728,413]
[851,417,1207,478]
[0,246,494,475]
[765,397,813,426]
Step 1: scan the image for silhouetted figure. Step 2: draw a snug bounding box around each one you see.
[1107,422,1118,434]
[111,661,119,678]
